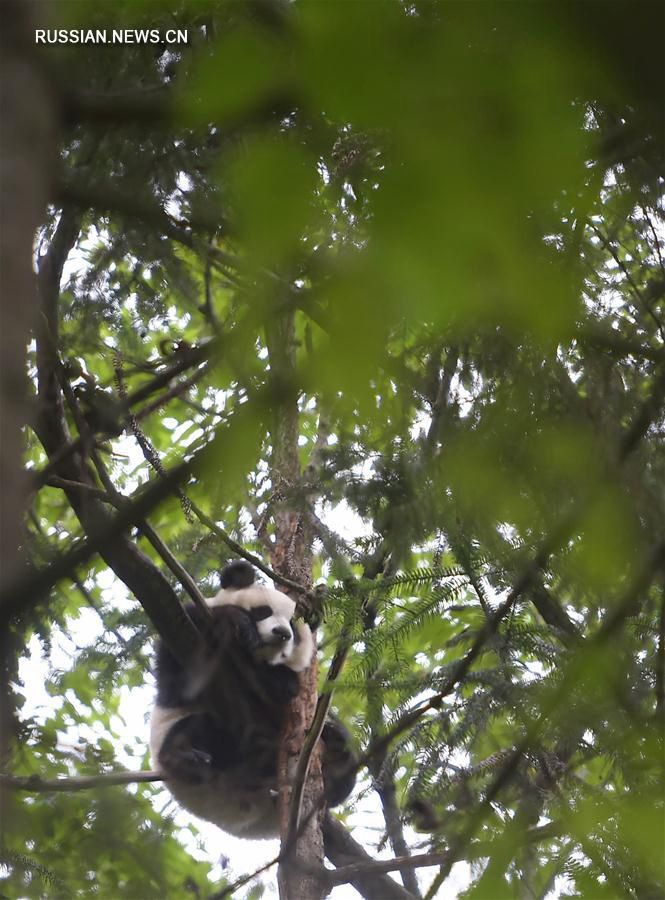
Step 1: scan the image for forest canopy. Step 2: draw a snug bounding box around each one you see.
[1,1,664,898]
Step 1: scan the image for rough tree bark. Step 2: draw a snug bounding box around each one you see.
[0,2,54,589]
[266,310,326,900]
[0,0,55,839]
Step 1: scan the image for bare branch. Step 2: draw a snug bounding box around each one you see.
[326,822,565,887]
[45,476,113,502]
[59,354,208,616]
[187,498,314,600]
[284,628,353,856]
[322,814,417,900]
[0,769,163,792]
[0,447,199,658]
[209,854,281,900]
[29,202,205,663]
[657,588,665,719]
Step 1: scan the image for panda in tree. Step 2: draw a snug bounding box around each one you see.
[150,560,356,838]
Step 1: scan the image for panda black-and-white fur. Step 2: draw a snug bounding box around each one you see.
[150,560,356,839]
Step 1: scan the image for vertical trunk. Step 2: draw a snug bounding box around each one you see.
[0,0,54,837]
[0,0,54,589]
[265,311,326,900]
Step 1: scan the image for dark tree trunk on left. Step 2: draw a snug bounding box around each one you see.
[0,2,54,591]
[0,0,54,839]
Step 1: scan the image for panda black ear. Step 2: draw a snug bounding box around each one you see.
[221,559,256,589]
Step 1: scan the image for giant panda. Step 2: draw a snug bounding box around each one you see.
[150,560,356,839]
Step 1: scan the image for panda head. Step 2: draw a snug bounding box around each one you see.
[209,561,314,671]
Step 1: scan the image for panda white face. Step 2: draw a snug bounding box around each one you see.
[208,583,314,672]
[249,602,297,665]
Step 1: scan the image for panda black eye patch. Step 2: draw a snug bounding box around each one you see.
[250,605,273,621]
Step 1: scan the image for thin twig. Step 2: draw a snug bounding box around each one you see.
[210,805,321,900]
[60,355,208,615]
[115,353,195,524]
[45,476,114,502]
[284,630,353,852]
[591,224,665,343]
[656,588,665,718]
[133,362,211,423]
[28,343,213,494]
[187,498,314,600]
[423,867,445,900]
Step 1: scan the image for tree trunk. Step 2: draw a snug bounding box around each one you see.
[266,310,326,900]
[0,0,54,840]
[0,0,54,589]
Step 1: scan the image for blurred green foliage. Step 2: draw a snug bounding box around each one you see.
[4,0,664,897]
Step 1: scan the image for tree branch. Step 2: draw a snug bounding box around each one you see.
[325,821,564,887]
[56,178,238,276]
[355,362,665,774]
[322,814,417,900]
[187,498,314,600]
[1,447,199,658]
[0,769,163,792]
[428,540,665,889]
[29,204,207,663]
[284,627,353,857]
[60,356,208,616]
[657,587,665,719]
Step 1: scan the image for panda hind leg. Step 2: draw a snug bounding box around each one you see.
[159,713,239,784]
[321,718,357,807]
